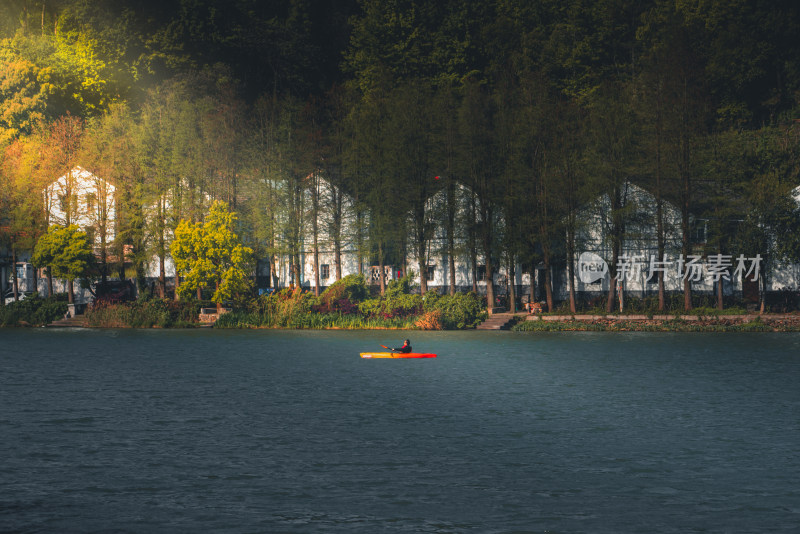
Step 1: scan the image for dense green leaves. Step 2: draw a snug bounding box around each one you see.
[30,224,94,304]
[2,0,800,314]
[31,225,94,281]
[171,201,254,306]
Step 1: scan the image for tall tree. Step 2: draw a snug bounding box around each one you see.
[31,224,93,304]
[586,82,639,313]
[458,79,498,311]
[171,200,254,312]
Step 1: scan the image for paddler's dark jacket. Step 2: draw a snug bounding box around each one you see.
[394,342,412,353]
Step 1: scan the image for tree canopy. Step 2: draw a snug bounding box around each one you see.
[31,224,94,303]
[171,200,254,308]
[3,0,800,311]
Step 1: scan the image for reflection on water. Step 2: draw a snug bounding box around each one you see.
[2,329,800,532]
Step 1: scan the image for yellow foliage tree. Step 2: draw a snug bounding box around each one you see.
[171,201,254,311]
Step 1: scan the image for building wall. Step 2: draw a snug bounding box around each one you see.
[44,166,116,246]
[550,183,775,302]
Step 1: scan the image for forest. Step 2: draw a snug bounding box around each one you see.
[2,0,800,314]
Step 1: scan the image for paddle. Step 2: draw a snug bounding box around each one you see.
[380,344,397,353]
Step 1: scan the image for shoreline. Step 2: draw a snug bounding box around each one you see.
[7,312,800,332]
[513,313,800,332]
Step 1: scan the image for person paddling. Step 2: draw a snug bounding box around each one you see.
[392,339,412,354]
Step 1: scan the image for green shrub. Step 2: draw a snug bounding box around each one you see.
[385,270,414,296]
[358,293,423,319]
[423,291,486,329]
[0,294,68,326]
[240,288,320,327]
[214,308,418,329]
[214,310,260,328]
[513,320,605,332]
[320,273,368,304]
[84,297,208,328]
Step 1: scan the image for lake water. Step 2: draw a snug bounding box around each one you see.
[1,329,799,533]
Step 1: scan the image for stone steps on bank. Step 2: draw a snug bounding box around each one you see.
[476,313,517,330]
[48,315,87,327]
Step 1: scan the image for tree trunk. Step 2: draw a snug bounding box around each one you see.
[681,216,691,311]
[471,254,478,293]
[11,246,19,302]
[508,260,516,313]
[418,242,427,295]
[656,194,666,311]
[447,181,456,296]
[159,252,166,299]
[314,245,320,297]
[470,192,478,293]
[100,228,108,285]
[356,210,365,276]
[115,213,125,280]
[655,79,666,312]
[47,267,53,297]
[482,203,494,313]
[543,256,554,313]
[680,80,693,312]
[158,199,166,299]
[68,279,74,305]
[313,242,320,297]
[270,253,279,288]
[332,186,343,281]
[567,223,577,313]
[312,178,320,297]
[606,185,623,313]
[485,260,494,313]
[448,251,456,296]
[378,244,386,296]
[292,255,301,288]
[606,275,617,314]
[32,261,38,296]
[414,201,427,295]
[529,269,536,309]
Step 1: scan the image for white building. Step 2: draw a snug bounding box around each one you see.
[3,167,118,303]
[44,166,116,246]
[551,182,774,304]
[288,177,530,301]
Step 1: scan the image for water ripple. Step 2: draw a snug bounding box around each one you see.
[1,329,799,532]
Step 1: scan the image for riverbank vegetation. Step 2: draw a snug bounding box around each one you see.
[546,294,750,318]
[84,297,208,329]
[2,1,800,316]
[512,317,798,333]
[73,272,486,329]
[214,274,486,330]
[0,294,67,326]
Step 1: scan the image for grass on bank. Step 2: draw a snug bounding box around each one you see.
[544,294,750,317]
[512,317,787,332]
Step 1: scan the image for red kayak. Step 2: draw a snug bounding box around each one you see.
[360,352,437,359]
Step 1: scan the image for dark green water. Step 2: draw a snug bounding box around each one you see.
[2,329,799,533]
